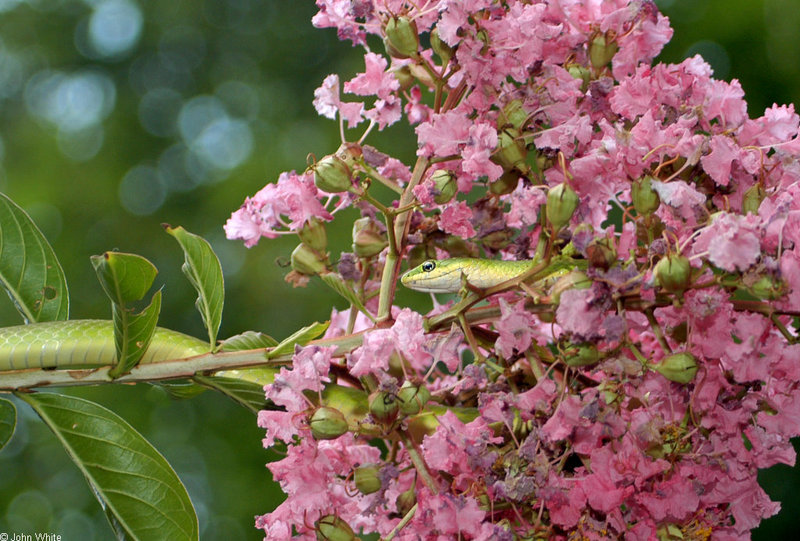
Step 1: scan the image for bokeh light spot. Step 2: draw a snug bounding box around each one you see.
[24,70,116,132]
[88,0,143,59]
[118,164,166,215]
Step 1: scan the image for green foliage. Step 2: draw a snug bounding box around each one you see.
[192,376,272,415]
[18,392,198,541]
[0,192,69,323]
[0,397,15,451]
[165,225,225,349]
[267,320,330,360]
[91,252,161,378]
[220,330,279,351]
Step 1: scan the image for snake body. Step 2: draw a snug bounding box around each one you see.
[0,319,209,371]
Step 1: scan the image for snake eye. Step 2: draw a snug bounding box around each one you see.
[421,260,436,272]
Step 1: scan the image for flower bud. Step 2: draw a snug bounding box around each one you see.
[430,27,454,63]
[443,235,473,257]
[431,169,457,204]
[499,99,528,130]
[316,514,357,541]
[298,217,328,253]
[742,183,765,215]
[407,244,434,271]
[291,243,328,276]
[654,254,692,294]
[396,486,417,516]
[384,16,419,58]
[563,342,600,367]
[651,352,698,384]
[397,381,431,415]
[567,64,591,91]
[313,154,353,193]
[369,390,399,424]
[546,183,579,229]
[393,65,415,91]
[589,33,618,69]
[745,275,784,300]
[632,175,660,216]
[309,406,349,440]
[492,128,528,172]
[352,217,388,258]
[489,170,520,195]
[353,465,382,495]
[586,237,617,270]
[550,270,591,305]
[480,230,513,251]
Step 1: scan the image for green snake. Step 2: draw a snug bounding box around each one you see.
[0,320,208,372]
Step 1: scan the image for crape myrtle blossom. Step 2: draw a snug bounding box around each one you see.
[228,0,800,539]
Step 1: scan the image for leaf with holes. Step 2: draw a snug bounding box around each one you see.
[0,192,69,323]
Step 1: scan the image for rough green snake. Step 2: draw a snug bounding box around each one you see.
[0,320,208,372]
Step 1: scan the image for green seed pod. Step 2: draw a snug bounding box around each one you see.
[431,169,457,204]
[589,33,618,69]
[369,390,399,424]
[396,486,417,516]
[742,183,766,215]
[654,254,692,294]
[430,27,454,63]
[550,270,591,305]
[651,352,698,384]
[298,217,328,253]
[353,465,382,495]
[546,182,579,229]
[586,237,617,270]
[567,64,591,91]
[291,243,328,276]
[499,99,528,130]
[746,275,784,300]
[309,406,349,440]
[384,16,419,59]
[632,175,660,216]
[313,154,353,193]
[393,64,415,91]
[492,128,528,172]
[563,343,600,367]
[316,514,357,541]
[407,244,434,271]
[397,381,431,415]
[352,217,388,258]
[489,170,521,195]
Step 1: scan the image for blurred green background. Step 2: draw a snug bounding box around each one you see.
[0,0,797,538]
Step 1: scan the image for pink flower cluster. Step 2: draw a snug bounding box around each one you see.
[228,1,800,539]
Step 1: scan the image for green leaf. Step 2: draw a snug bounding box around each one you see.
[319,273,376,323]
[0,397,16,451]
[108,289,163,378]
[220,330,278,351]
[18,392,198,541]
[268,321,329,360]
[91,252,158,305]
[165,225,224,348]
[0,191,69,322]
[156,380,208,400]
[193,375,275,414]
